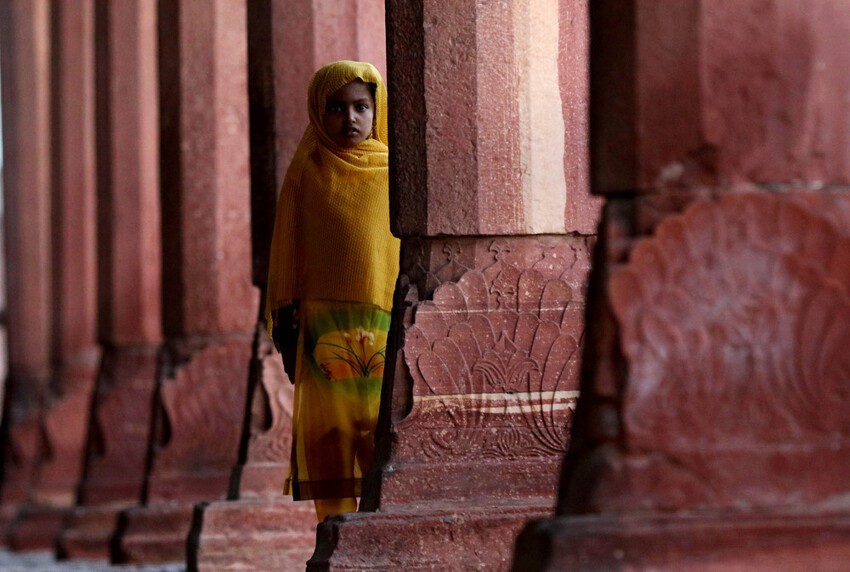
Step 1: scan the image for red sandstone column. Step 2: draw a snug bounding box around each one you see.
[0,0,53,547]
[56,0,161,559]
[309,1,599,570]
[6,0,101,550]
[112,0,256,564]
[188,1,389,569]
[513,1,850,570]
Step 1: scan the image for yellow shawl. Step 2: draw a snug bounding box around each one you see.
[265,61,400,332]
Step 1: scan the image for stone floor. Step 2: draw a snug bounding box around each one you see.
[0,549,185,571]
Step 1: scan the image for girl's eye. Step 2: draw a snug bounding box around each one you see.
[356,104,369,111]
[327,103,343,113]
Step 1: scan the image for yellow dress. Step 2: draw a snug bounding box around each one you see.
[266,61,400,500]
[284,301,389,499]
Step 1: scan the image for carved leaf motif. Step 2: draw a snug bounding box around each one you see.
[405,260,582,460]
[611,194,850,451]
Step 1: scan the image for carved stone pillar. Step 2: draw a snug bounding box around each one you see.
[514,1,850,570]
[188,1,388,569]
[0,0,53,547]
[56,0,162,559]
[111,0,256,563]
[310,1,600,569]
[5,0,101,551]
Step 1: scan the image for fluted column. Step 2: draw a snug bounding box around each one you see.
[514,1,850,569]
[4,0,101,551]
[0,0,53,547]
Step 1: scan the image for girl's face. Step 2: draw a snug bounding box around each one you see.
[322,79,375,148]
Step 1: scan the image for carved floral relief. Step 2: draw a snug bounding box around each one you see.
[396,236,591,461]
[611,194,850,449]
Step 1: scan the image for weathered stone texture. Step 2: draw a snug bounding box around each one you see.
[513,1,850,570]
[370,236,590,509]
[594,0,850,192]
[389,0,599,237]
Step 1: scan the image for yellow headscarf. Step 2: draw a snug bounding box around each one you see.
[265,61,400,333]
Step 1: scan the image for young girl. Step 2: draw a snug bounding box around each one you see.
[265,61,400,521]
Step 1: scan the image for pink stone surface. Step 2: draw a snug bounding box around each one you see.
[0,0,53,515]
[190,498,316,571]
[27,0,100,513]
[514,510,850,572]
[6,506,67,552]
[77,347,159,506]
[311,502,552,571]
[166,0,257,336]
[114,502,194,564]
[57,2,162,558]
[100,0,161,345]
[559,0,600,233]
[577,193,850,514]
[233,326,293,498]
[372,236,590,507]
[593,0,850,192]
[58,505,121,559]
[146,336,252,504]
[389,0,597,237]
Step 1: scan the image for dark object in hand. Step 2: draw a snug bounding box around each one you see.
[272,302,300,383]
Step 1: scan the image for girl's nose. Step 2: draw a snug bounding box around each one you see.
[346,107,357,123]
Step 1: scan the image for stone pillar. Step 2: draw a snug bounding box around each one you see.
[5,0,101,550]
[188,1,388,569]
[112,0,256,564]
[0,0,53,547]
[513,1,850,570]
[56,0,161,559]
[309,1,600,570]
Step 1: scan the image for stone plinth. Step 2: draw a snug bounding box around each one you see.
[57,347,159,559]
[190,499,316,571]
[514,510,850,572]
[116,502,195,564]
[114,336,253,564]
[6,506,68,552]
[188,327,317,570]
[311,501,552,571]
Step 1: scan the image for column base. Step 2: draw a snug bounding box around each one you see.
[309,499,553,571]
[56,504,126,560]
[512,509,850,571]
[188,497,316,570]
[7,504,68,551]
[0,503,20,548]
[112,501,193,564]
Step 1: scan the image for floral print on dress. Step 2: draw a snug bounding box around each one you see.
[313,325,387,381]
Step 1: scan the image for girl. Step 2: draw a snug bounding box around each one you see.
[265,61,400,522]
